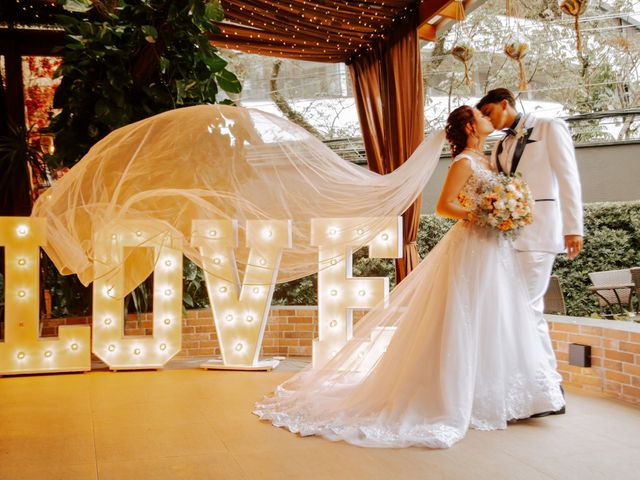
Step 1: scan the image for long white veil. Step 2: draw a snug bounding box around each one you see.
[32,104,445,295]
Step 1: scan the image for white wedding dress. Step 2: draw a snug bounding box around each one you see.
[254,153,565,449]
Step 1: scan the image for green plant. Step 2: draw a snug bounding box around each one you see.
[0,122,45,216]
[51,0,241,167]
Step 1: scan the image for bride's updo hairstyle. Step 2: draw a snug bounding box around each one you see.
[445,105,476,158]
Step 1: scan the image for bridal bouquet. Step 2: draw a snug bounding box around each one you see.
[460,173,534,238]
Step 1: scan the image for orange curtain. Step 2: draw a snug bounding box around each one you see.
[349,14,424,283]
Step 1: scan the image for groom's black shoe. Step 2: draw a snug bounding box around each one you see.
[528,385,566,418]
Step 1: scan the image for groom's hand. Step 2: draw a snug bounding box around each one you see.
[564,235,583,259]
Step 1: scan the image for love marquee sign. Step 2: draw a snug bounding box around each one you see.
[0,216,402,376]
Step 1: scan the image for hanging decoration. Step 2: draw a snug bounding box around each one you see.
[452,45,474,88]
[504,41,529,91]
[560,0,588,54]
[450,0,474,87]
[503,0,530,91]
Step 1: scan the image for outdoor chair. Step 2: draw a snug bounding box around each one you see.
[543,275,567,315]
[588,268,635,318]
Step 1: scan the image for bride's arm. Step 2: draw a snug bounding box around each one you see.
[435,158,473,221]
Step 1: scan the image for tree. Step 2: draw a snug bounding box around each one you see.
[51,0,241,167]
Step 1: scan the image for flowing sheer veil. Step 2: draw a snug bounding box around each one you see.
[32,104,445,295]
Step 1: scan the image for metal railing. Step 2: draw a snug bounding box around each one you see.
[324,109,640,164]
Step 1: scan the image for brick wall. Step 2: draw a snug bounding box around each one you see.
[34,310,640,406]
[549,316,640,405]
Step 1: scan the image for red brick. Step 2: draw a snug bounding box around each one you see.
[567,334,601,347]
[622,385,640,398]
[554,323,580,333]
[629,332,640,343]
[287,316,313,324]
[195,325,215,334]
[288,346,312,356]
[622,364,640,376]
[591,357,603,367]
[580,326,604,336]
[605,370,631,384]
[590,347,604,358]
[604,359,627,372]
[604,329,630,341]
[556,351,568,362]
[571,373,602,386]
[294,323,316,332]
[550,331,568,342]
[620,342,640,354]
[605,350,635,363]
[284,331,313,339]
[604,383,622,394]
[603,339,619,349]
[294,309,315,317]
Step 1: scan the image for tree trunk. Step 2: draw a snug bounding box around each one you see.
[270,59,324,139]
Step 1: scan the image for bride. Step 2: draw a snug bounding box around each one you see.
[253,105,565,449]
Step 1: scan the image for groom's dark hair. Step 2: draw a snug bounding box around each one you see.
[476,88,516,110]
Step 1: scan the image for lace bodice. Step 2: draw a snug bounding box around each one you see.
[453,153,497,212]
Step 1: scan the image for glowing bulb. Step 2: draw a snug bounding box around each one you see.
[208,229,217,237]
[111,234,118,240]
[164,289,172,297]
[381,233,389,241]
[356,228,364,235]
[16,225,28,236]
[330,259,337,266]
[17,258,26,266]
[17,290,26,298]
[70,343,79,351]
[159,343,167,351]
[246,315,254,323]
[163,318,171,325]
[264,228,273,238]
[108,344,116,352]
[252,287,260,294]
[134,348,141,355]
[219,286,228,293]
[358,290,366,296]
[330,289,338,296]
[259,258,267,266]
[44,350,53,358]
[164,259,172,267]
[329,320,338,328]
[104,317,112,326]
[213,257,221,265]
[328,228,337,236]
[135,231,143,237]
[235,343,243,352]
[17,352,25,360]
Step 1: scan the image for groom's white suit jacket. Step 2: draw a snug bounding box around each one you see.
[490,113,584,253]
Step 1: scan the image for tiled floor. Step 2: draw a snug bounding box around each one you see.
[1,358,640,480]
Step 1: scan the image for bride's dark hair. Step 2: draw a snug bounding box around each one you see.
[445,106,476,158]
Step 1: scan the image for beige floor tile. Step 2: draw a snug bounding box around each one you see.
[93,421,228,464]
[97,453,247,480]
[0,463,98,480]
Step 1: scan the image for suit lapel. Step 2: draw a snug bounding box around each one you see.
[510,115,538,175]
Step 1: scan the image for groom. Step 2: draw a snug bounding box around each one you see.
[477,88,584,415]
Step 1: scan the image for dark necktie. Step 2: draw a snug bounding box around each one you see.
[495,114,522,175]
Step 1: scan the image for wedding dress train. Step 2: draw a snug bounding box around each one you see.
[254,154,565,449]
